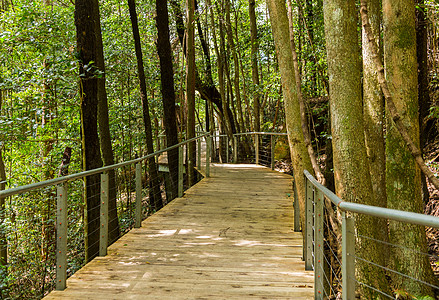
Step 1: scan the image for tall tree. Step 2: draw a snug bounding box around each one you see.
[361,0,389,276]
[286,0,324,185]
[362,0,387,211]
[93,0,120,245]
[194,0,213,132]
[249,0,260,131]
[187,0,196,186]
[0,92,6,269]
[75,0,103,262]
[156,0,179,200]
[170,0,237,134]
[266,0,313,235]
[225,0,244,133]
[417,0,433,148]
[323,0,389,296]
[383,0,436,295]
[128,0,163,211]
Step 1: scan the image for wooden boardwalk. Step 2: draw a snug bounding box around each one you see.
[45,164,313,299]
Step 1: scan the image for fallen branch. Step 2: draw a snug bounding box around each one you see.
[360,0,439,191]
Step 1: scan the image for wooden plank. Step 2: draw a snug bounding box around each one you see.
[44,163,313,299]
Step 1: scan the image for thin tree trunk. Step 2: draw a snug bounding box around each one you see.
[0,92,7,268]
[362,0,387,209]
[249,0,260,132]
[128,0,163,211]
[156,0,179,200]
[267,0,313,237]
[93,0,120,245]
[286,0,324,185]
[225,0,244,133]
[186,0,196,186]
[171,0,236,134]
[417,0,434,148]
[75,0,103,262]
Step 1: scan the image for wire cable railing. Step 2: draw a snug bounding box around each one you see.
[0,133,211,299]
[304,169,439,299]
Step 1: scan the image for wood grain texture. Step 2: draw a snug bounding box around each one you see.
[45,164,313,299]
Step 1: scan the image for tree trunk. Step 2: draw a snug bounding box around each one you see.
[128,0,163,211]
[323,0,390,296]
[225,0,244,133]
[171,0,236,134]
[416,0,433,205]
[286,0,324,185]
[417,0,434,148]
[75,0,104,262]
[383,0,437,295]
[362,0,387,210]
[156,0,179,200]
[266,0,313,236]
[249,0,260,132]
[93,0,120,245]
[186,0,196,186]
[0,92,7,268]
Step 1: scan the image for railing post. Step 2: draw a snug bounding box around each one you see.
[206,136,211,177]
[233,135,238,163]
[255,133,259,165]
[314,190,324,299]
[293,178,300,232]
[100,172,109,256]
[197,137,201,169]
[178,146,184,197]
[271,135,275,170]
[342,212,356,300]
[226,135,229,163]
[135,163,142,228]
[304,177,313,270]
[56,182,67,290]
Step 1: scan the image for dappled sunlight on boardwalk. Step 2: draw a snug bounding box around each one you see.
[45,163,313,299]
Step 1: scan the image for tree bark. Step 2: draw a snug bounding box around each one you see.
[360,0,439,192]
[225,0,244,133]
[75,0,103,262]
[186,0,196,186]
[249,0,260,132]
[266,0,313,237]
[93,0,120,245]
[0,92,7,268]
[362,0,387,210]
[128,0,163,211]
[381,0,437,295]
[323,0,390,296]
[156,0,179,200]
[417,0,434,148]
[286,0,324,185]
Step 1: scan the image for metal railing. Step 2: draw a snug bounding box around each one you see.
[232,132,288,168]
[303,169,439,299]
[0,134,211,298]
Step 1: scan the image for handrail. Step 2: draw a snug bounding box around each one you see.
[233,132,287,136]
[0,133,209,199]
[0,132,211,294]
[303,169,439,299]
[303,170,439,228]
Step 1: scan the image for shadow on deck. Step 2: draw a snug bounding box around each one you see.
[45,163,313,299]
